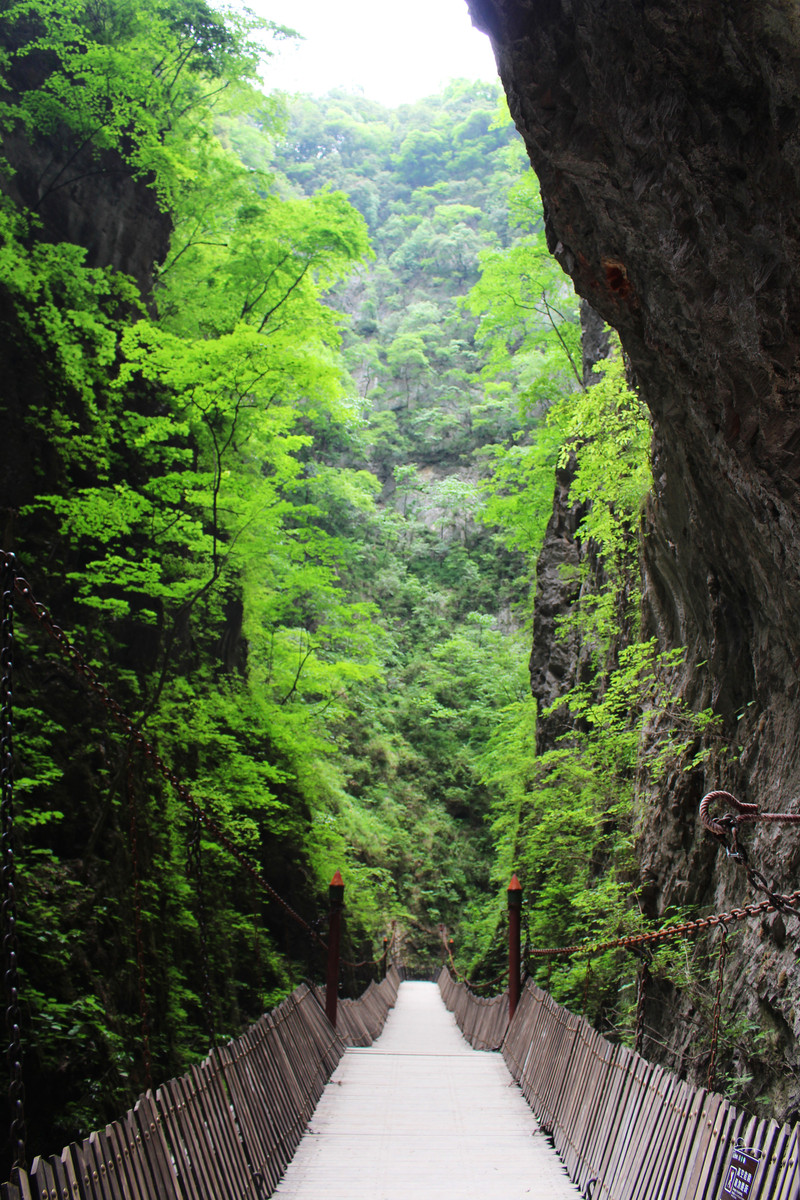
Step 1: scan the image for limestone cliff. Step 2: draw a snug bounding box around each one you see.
[469,0,800,1116]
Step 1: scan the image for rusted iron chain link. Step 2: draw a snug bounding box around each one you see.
[440,917,513,992]
[0,555,24,1170]
[439,924,507,992]
[706,921,729,1091]
[525,893,796,960]
[700,790,800,919]
[4,555,326,949]
[339,927,396,971]
[439,926,470,984]
[461,968,508,992]
[581,960,593,1018]
[126,748,152,1089]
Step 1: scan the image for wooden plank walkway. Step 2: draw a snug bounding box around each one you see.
[274,981,581,1199]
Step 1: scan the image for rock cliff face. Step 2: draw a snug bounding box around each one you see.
[469,0,800,1114]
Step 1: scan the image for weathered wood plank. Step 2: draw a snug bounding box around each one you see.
[275,981,581,1200]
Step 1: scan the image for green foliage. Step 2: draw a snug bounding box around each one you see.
[0,0,723,1156]
[461,169,583,588]
[0,0,287,206]
[549,352,652,652]
[0,0,391,1165]
[467,172,583,407]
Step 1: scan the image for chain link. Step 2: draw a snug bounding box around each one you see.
[522,901,531,983]
[0,555,24,1170]
[581,960,593,1019]
[633,958,650,1056]
[526,893,797,960]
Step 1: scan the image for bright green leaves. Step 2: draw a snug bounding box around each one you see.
[467,171,583,409]
[0,0,281,206]
[160,184,372,343]
[555,354,651,559]
[0,206,138,415]
[549,349,652,652]
[464,170,583,579]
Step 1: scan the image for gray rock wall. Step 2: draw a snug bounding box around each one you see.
[469,0,800,1115]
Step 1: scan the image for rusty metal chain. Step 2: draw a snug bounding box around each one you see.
[186,812,216,1043]
[523,792,800,963]
[441,914,510,993]
[251,896,263,1011]
[741,863,800,918]
[340,946,392,970]
[522,900,531,981]
[526,893,798,960]
[126,748,152,1088]
[459,967,508,992]
[701,790,800,918]
[706,921,729,1091]
[0,555,24,1170]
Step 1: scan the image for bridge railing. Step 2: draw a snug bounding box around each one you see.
[440,968,800,1200]
[438,965,509,1051]
[314,971,403,1046]
[2,967,401,1200]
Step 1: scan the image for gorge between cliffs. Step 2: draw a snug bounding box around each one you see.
[1,0,800,1163]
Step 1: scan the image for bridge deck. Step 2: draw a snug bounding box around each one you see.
[274,980,580,1199]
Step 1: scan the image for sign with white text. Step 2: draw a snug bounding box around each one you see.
[720,1146,760,1200]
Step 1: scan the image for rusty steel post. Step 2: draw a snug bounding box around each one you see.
[508,873,522,1021]
[325,869,344,1027]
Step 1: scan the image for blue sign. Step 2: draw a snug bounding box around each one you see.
[720,1146,760,1200]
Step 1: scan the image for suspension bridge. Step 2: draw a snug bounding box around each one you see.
[1,554,800,1198]
[4,959,799,1199]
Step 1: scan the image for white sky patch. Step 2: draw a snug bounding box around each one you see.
[247,0,499,107]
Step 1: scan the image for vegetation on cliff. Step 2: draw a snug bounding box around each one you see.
[0,0,752,1167]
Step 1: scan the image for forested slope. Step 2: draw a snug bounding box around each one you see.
[0,0,381,1161]
[0,0,587,1164]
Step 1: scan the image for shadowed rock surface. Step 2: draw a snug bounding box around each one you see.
[470,0,800,1116]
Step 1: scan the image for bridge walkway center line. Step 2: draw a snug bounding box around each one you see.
[274,980,581,1200]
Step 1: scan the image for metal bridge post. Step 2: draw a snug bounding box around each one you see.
[508,873,522,1021]
[325,870,344,1027]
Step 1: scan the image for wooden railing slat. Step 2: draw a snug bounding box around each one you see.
[439,966,800,1200]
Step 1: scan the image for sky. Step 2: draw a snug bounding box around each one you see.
[247,0,500,108]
